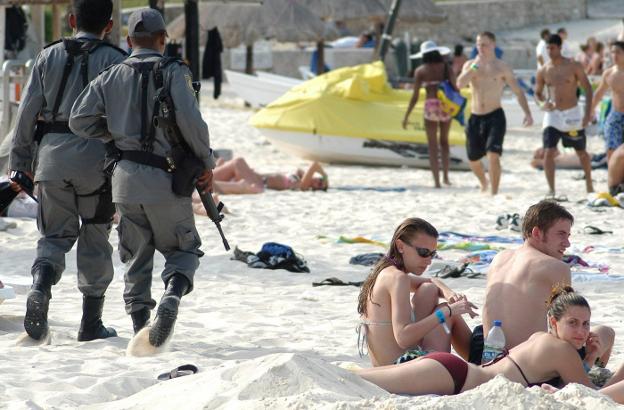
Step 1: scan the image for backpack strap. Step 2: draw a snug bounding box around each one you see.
[122,60,157,151]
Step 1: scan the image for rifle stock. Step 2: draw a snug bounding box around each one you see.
[196,187,230,251]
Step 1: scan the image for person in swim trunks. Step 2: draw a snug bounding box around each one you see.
[536,34,594,195]
[592,41,624,159]
[357,218,478,367]
[457,32,533,195]
[402,41,457,188]
[357,286,624,399]
[470,200,614,367]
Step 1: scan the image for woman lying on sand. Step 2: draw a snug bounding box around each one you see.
[210,157,328,194]
[357,286,624,401]
[357,218,478,366]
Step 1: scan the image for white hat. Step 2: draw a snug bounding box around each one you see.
[410,40,451,59]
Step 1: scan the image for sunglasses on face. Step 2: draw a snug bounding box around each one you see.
[406,243,437,258]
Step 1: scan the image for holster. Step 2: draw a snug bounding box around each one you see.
[169,144,204,197]
[33,121,49,144]
[103,142,121,177]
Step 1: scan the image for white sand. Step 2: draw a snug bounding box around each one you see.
[1,88,624,409]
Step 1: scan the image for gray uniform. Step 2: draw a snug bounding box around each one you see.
[9,32,126,297]
[70,48,215,314]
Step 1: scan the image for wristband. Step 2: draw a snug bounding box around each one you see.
[435,309,451,334]
[447,305,453,317]
[470,63,479,71]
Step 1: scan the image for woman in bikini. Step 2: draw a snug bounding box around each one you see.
[402,41,458,188]
[357,218,478,367]
[357,285,615,397]
[208,157,328,194]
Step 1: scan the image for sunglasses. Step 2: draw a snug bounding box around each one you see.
[406,243,437,258]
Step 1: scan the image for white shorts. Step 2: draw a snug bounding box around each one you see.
[543,105,583,132]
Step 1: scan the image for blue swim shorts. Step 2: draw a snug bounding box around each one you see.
[604,110,624,151]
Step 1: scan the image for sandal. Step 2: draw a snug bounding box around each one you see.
[157,364,199,381]
[583,225,613,235]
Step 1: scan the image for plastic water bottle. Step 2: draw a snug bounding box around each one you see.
[481,320,506,364]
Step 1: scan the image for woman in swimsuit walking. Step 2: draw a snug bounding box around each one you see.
[402,41,458,188]
[357,285,621,398]
[357,218,478,367]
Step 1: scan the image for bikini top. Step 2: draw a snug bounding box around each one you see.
[482,350,560,387]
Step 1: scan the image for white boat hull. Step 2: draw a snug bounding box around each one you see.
[224,70,296,108]
[258,128,471,170]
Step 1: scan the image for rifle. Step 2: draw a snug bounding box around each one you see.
[153,73,230,250]
[10,170,38,203]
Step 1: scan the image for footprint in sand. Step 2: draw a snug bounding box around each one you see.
[126,326,172,357]
[15,330,51,346]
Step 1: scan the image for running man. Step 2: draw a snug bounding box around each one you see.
[457,32,533,195]
[592,41,624,159]
[535,34,594,196]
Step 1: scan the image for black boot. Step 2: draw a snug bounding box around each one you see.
[24,264,55,340]
[131,308,150,334]
[77,295,117,341]
[149,275,190,347]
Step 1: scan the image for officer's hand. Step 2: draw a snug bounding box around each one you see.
[197,169,213,194]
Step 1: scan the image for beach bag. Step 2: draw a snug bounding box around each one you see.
[437,63,467,124]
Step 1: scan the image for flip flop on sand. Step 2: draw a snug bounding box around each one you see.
[157,364,198,381]
[545,193,568,203]
[312,277,363,287]
[583,225,613,235]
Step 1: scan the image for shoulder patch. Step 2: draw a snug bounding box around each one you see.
[184,73,194,92]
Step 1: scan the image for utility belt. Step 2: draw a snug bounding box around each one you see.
[34,120,72,143]
[115,148,203,197]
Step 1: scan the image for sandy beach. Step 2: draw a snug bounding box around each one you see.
[1,84,624,409]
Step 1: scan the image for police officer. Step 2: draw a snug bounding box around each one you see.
[9,0,127,341]
[70,8,215,346]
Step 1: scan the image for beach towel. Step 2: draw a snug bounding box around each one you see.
[332,186,407,193]
[438,231,522,245]
[231,244,310,273]
[349,253,384,266]
[563,255,610,274]
[438,242,499,252]
[336,236,388,248]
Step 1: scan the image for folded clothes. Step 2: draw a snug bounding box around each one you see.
[231,243,310,273]
[349,253,385,266]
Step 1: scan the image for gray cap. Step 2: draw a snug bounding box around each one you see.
[128,8,167,38]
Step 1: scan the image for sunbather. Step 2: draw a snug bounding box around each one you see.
[530,147,607,170]
[210,157,328,194]
[357,286,622,400]
[357,218,477,367]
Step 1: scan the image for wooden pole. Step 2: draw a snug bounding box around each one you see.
[30,5,46,50]
[245,45,253,74]
[110,0,122,47]
[184,0,199,81]
[52,4,61,40]
[0,6,5,67]
[316,40,324,75]
[378,0,402,62]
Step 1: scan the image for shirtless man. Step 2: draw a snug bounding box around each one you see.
[592,41,624,159]
[468,200,614,369]
[535,34,594,196]
[457,32,533,195]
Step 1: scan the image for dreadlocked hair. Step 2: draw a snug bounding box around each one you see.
[357,218,438,316]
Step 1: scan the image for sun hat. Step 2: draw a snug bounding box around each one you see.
[411,40,451,59]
